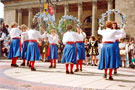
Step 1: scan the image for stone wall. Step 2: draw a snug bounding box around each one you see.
[4,10,17,26]
[115,0,135,37]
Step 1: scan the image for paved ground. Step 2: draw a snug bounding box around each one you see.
[0,59,135,90]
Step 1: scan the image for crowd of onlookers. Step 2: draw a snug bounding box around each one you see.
[0,21,135,68]
[0,22,10,57]
[83,37,135,68]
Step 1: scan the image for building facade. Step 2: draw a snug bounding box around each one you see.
[2,0,135,37]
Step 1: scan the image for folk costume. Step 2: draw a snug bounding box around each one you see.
[61,31,79,74]
[21,31,29,66]
[42,33,58,68]
[26,29,41,71]
[113,29,126,74]
[89,40,99,56]
[8,27,22,67]
[98,27,125,80]
[89,39,99,66]
[75,32,86,72]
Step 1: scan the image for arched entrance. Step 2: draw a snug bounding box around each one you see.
[82,16,92,38]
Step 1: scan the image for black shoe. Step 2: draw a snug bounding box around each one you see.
[27,62,29,66]
[74,69,79,72]
[114,72,117,75]
[66,71,69,74]
[80,69,82,72]
[20,63,25,66]
[11,64,19,67]
[49,65,53,68]
[91,64,93,66]
[94,64,97,66]
[31,68,36,71]
[11,64,14,67]
[103,74,107,78]
[53,65,56,68]
[70,71,74,74]
[15,64,19,67]
[29,65,31,68]
[109,76,113,80]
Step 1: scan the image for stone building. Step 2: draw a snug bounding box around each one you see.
[2,0,135,37]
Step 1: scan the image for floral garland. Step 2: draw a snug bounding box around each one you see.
[58,15,81,32]
[99,9,126,28]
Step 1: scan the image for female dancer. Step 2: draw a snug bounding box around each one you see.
[75,27,86,72]
[8,22,22,67]
[61,24,78,74]
[20,24,29,66]
[98,21,125,80]
[26,23,41,71]
[112,21,126,74]
[43,29,58,68]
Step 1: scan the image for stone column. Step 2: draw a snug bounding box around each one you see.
[28,8,33,28]
[78,2,82,22]
[107,0,114,21]
[17,9,22,26]
[64,4,69,16]
[92,0,98,37]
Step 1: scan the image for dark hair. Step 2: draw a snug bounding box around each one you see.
[112,21,118,29]
[91,36,95,41]
[31,22,38,29]
[5,25,9,28]
[66,24,73,31]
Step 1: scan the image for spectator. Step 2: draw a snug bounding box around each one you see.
[89,36,99,66]
[84,38,90,65]
[1,22,9,36]
[0,27,6,57]
[119,39,127,67]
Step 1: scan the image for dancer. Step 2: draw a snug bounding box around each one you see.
[43,29,58,68]
[20,24,29,66]
[75,27,86,72]
[98,21,126,80]
[112,21,126,74]
[61,24,78,74]
[26,23,41,71]
[8,22,22,67]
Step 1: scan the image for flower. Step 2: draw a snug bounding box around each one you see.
[99,9,126,28]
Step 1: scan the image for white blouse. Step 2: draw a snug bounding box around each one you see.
[113,29,126,40]
[0,32,6,41]
[27,29,41,41]
[42,33,58,44]
[98,28,125,42]
[9,28,22,39]
[62,31,79,45]
[76,32,86,42]
[21,31,29,43]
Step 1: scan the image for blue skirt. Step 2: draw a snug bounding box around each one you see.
[26,42,41,61]
[61,44,76,64]
[21,41,29,59]
[48,44,58,60]
[114,41,122,67]
[76,42,85,60]
[8,38,21,59]
[98,43,121,70]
